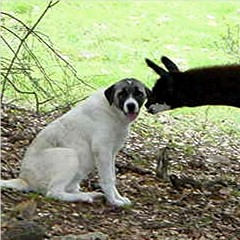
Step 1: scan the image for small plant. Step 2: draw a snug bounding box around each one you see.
[216,24,240,63]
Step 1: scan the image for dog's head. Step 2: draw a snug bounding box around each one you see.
[104,78,151,122]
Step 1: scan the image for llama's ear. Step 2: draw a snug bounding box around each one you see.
[145,58,169,78]
[161,56,180,72]
[104,84,115,105]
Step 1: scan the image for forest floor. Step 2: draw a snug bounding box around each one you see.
[1,103,240,240]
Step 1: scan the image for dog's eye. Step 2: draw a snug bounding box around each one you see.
[118,90,128,98]
[135,90,144,98]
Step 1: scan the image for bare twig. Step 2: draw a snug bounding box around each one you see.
[1,1,61,103]
[1,10,95,90]
[1,0,94,112]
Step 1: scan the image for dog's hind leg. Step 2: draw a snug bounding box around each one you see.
[64,181,103,202]
[42,148,102,203]
[46,189,103,202]
[47,177,103,202]
[0,178,31,192]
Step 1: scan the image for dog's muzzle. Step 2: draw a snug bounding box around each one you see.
[123,98,139,121]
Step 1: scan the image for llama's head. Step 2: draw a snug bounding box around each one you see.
[145,56,179,114]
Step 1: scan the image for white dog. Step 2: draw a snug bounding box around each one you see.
[1,79,150,206]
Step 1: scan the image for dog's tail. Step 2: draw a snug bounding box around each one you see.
[0,178,31,192]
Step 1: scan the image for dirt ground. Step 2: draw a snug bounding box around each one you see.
[1,103,240,240]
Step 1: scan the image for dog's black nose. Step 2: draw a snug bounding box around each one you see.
[126,102,136,112]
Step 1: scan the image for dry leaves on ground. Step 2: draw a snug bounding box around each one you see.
[1,104,240,240]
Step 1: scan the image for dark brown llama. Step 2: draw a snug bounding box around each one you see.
[145,56,240,114]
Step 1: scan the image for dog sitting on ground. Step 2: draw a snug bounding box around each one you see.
[0,78,150,206]
[145,56,240,114]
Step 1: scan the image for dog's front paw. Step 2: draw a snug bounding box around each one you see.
[109,196,132,207]
[119,196,132,205]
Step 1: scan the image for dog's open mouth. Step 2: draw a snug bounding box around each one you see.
[123,101,139,121]
[125,112,138,121]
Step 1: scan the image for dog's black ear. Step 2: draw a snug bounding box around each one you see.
[104,84,115,105]
[145,58,169,78]
[161,56,180,72]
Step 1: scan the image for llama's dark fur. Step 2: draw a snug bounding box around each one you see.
[145,56,240,114]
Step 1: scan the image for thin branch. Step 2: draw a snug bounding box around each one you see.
[1,11,95,90]
[1,1,60,102]
[1,0,95,112]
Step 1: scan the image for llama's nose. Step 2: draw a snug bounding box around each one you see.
[147,107,155,114]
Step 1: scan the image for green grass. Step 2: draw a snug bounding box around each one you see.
[1,0,240,124]
[2,0,240,85]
